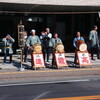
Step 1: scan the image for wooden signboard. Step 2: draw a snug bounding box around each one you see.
[77,51,92,68]
[55,53,68,69]
[32,54,45,70]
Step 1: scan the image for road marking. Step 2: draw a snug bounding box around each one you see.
[34,91,51,100]
[39,95,100,100]
[0,68,100,75]
[0,79,90,87]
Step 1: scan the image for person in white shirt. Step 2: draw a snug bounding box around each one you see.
[42,28,52,62]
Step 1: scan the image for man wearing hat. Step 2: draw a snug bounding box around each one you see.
[26,29,41,49]
[2,34,15,63]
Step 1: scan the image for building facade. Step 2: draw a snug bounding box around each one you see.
[0,0,100,52]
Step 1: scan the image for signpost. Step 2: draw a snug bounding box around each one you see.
[32,54,45,70]
[54,53,68,69]
[77,51,92,68]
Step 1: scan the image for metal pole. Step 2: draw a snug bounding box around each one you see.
[17,21,25,71]
[19,48,25,71]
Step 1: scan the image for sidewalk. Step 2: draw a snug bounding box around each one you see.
[0,53,100,84]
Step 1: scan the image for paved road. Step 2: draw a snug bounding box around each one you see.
[0,80,100,100]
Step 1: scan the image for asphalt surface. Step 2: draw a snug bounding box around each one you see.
[0,80,100,100]
[0,53,100,100]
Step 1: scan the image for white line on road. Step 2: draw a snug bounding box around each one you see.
[33,91,51,100]
[0,79,90,87]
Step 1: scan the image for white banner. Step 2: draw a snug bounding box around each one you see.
[55,53,68,66]
[77,52,91,65]
[32,54,45,67]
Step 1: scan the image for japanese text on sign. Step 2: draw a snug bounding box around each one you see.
[77,52,91,65]
[33,54,45,67]
[55,53,68,66]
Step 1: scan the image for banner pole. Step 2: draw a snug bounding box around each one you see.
[17,20,25,71]
[19,47,25,71]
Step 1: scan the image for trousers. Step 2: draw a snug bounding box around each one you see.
[4,53,12,63]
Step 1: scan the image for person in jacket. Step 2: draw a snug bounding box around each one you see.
[89,25,100,60]
[2,34,15,63]
[49,33,62,66]
[49,33,62,48]
[73,31,85,64]
[26,29,41,48]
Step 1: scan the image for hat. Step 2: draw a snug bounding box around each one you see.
[30,29,36,33]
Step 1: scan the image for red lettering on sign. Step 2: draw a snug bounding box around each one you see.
[36,58,43,65]
[81,57,89,63]
[57,57,65,65]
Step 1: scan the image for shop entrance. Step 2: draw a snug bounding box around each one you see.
[0,17,14,38]
[26,16,46,36]
[0,13,99,53]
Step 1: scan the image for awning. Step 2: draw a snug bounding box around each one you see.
[0,3,100,14]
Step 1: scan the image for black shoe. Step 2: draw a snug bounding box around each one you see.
[9,62,12,64]
[52,65,56,68]
[24,59,28,62]
[91,58,95,60]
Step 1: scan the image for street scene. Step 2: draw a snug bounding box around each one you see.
[0,80,100,100]
[0,0,100,100]
[0,53,100,100]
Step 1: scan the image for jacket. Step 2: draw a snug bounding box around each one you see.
[2,37,15,54]
[89,30,99,47]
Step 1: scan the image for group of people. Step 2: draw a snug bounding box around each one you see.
[25,28,62,66]
[73,25,100,64]
[2,28,62,66]
[2,25,100,66]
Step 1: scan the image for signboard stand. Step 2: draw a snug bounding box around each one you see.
[32,53,45,70]
[54,53,68,69]
[77,51,93,68]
